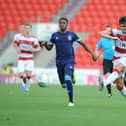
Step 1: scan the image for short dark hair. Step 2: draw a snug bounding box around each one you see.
[58,17,69,23]
[119,16,126,24]
[24,23,32,28]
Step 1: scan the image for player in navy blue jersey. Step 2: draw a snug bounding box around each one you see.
[44,17,97,107]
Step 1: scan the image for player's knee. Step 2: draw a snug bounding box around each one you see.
[116,83,123,91]
[65,75,71,81]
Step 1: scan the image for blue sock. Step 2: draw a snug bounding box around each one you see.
[65,80,73,103]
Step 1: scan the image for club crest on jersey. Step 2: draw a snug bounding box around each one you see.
[69,66,73,69]
[68,35,72,40]
[56,37,59,40]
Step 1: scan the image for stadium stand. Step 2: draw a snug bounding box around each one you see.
[0,0,68,42]
[69,0,126,68]
[1,0,126,69]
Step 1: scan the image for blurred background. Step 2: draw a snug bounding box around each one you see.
[0,0,125,84]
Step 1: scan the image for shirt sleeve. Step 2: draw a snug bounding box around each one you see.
[48,33,55,45]
[34,38,40,47]
[96,40,102,49]
[73,32,81,42]
[13,34,20,45]
[111,29,119,36]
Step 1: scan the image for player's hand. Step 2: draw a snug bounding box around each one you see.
[92,54,99,61]
[30,48,36,52]
[41,41,47,46]
[30,47,41,52]
[98,55,103,59]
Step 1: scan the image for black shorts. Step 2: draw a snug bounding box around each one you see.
[103,59,113,75]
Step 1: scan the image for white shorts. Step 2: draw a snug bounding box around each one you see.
[18,60,34,73]
[113,57,126,67]
[113,57,126,78]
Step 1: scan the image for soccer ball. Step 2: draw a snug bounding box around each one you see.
[38,82,46,87]
[36,72,48,87]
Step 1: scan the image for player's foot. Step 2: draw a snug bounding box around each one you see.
[120,90,126,97]
[98,76,104,91]
[21,82,29,92]
[61,84,67,88]
[68,102,75,107]
[25,84,30,92]
[21,82,26,91]
[108,94,112,98]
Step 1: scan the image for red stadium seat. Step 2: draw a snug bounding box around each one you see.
[0,0,68,41]
[70,0,126,68]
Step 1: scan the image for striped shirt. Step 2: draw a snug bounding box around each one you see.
[14,33,39,60]
[112,29,126,60]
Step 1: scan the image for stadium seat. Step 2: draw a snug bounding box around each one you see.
[0,0,68,40]
[69,0,126,68]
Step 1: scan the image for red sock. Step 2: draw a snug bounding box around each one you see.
[27,76,31,80]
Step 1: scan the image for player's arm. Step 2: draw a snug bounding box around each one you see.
[44,41,53,51]
[44,33,55,51]
[78,40,98,61]
[30,44,41,52]
[46,44,53,51]
[30,39,41,52]
[99,30,120,40]
[95,48,100,56]
[13,41,21,54]
[94,41,102,59]
[39,41,53,51]
[94,48,102,59]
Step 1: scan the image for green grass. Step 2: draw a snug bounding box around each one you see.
[0,84,126,126]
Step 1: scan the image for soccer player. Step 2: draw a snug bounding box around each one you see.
[99,16,126,96]
[95,25,115,98]
[14,24,27,84]
[44,17,97,106]
[13,24,41,92]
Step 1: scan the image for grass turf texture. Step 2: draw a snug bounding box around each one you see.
[0,84,126,126]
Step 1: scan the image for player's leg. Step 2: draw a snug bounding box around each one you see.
[56,64,66,88]
[99,62,124,90]
[65,63,74,106]
[19,72,25,86]
[115,77,126,96]
[104,57,125,87]
[25,60,34,91]
[23,76,27,84]
[103,59,113,97]
[25,71,32,91]
[18,60,26,90]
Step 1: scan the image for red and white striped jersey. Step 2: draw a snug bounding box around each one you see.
[112,29,126,58]
[14,33,39,60]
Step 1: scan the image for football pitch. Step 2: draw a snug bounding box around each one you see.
[0,84,126,126]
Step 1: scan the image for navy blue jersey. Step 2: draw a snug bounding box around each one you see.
[48,31,80,64]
